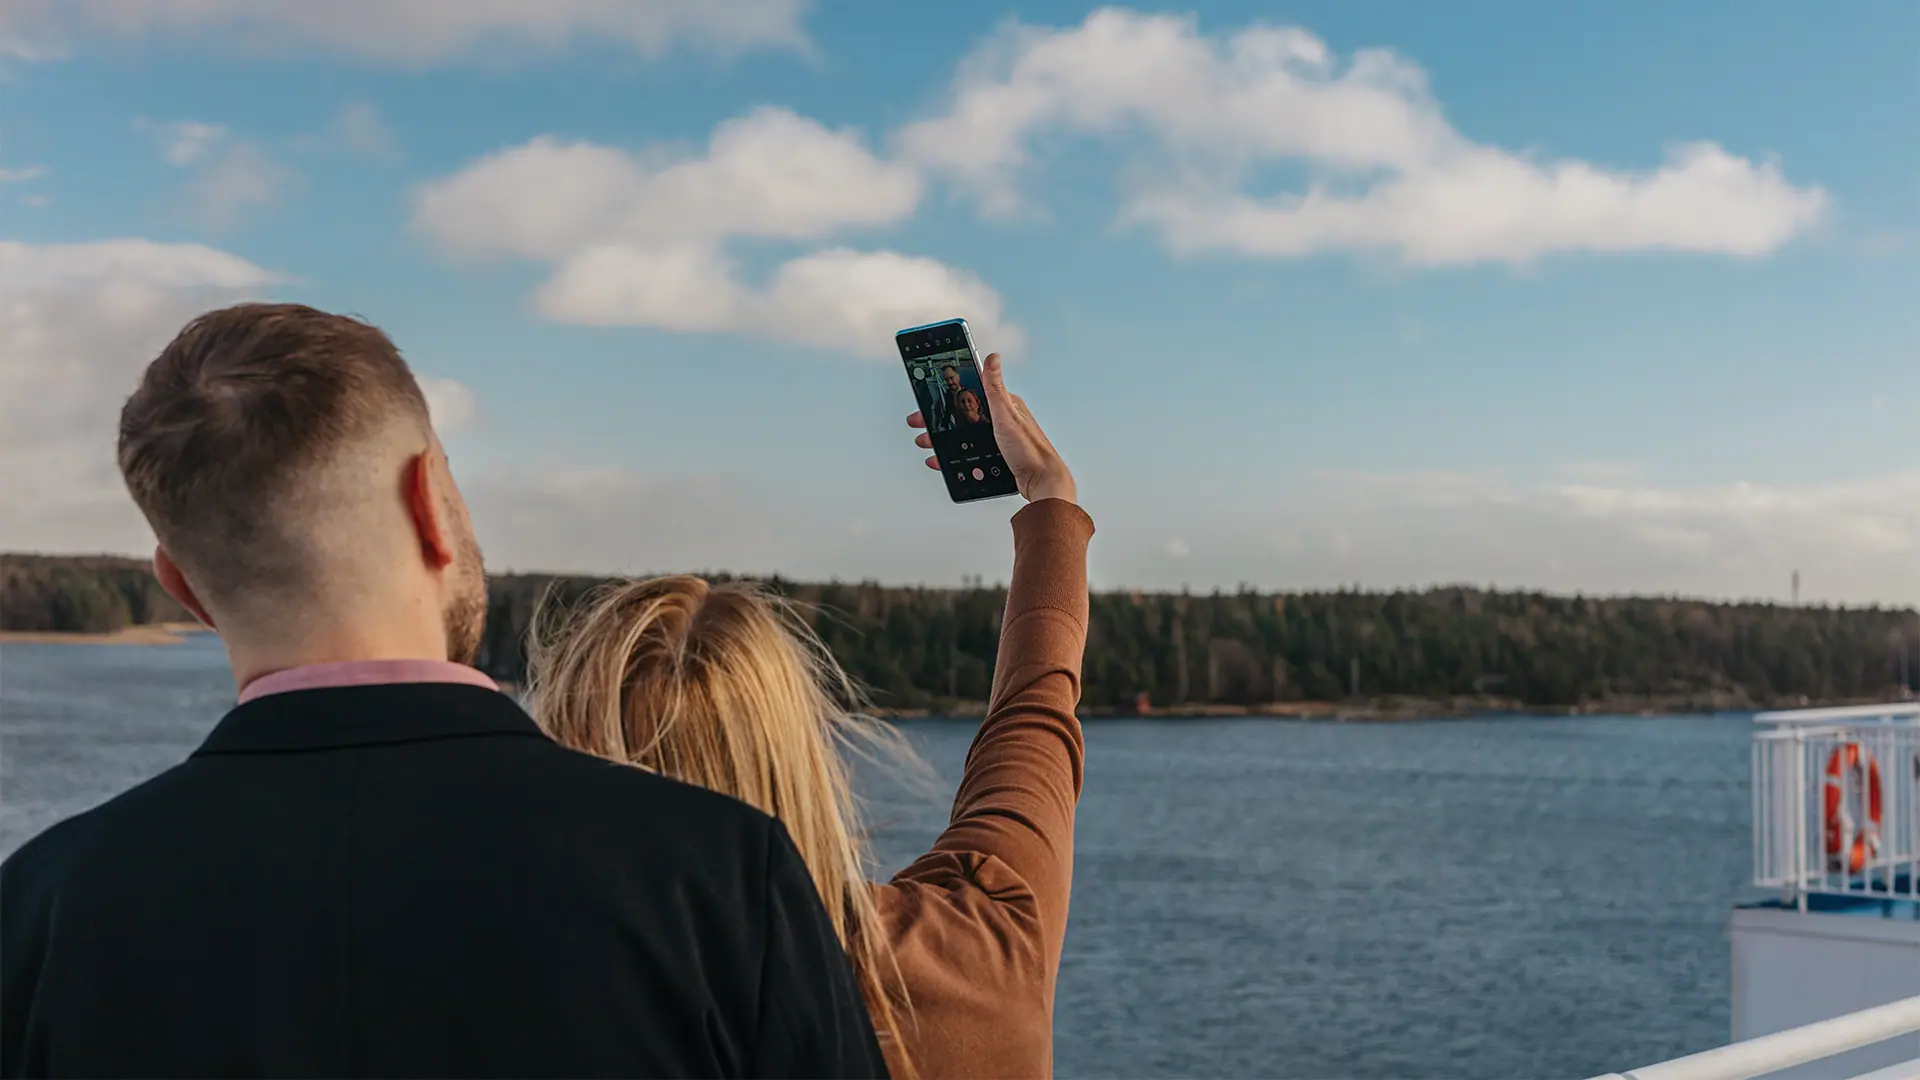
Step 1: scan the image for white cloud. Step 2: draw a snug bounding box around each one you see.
[292,101,399,158]
[753,248,1013,354]
[418,374,478,435]
[0,0,807,65]
[147,119,226,166]
[414,108,1020,358]
[434,457,1918,605]
[1324,468,1519,510]
[415,111,921,258]
[901,9,1827,264]
[1287,466,1920,603]
[466,468,792,574]
[185,141,296,229]
[137,119,296,229]
[331,101,396,156]
[1548,473,1920,558]
[461,464,1014,583]
[0,238,272,291]
[0,239,280,553]
[1128,142,1826,264]
[0,19,61,61]
[0,165,47,182]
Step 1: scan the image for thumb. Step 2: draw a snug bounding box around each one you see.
[982,352,1012,406]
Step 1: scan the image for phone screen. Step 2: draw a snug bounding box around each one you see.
[895,320,1019,503]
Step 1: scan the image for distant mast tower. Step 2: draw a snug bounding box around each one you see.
[1791,570,1800,606]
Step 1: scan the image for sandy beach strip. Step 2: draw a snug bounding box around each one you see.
[0,622,208,646]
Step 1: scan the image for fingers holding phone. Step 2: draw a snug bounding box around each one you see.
[895,319,1073,506]
[977,353,1075,506]
[907,410,941,473]
[904,355,1074,505]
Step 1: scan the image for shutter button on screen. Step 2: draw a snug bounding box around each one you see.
[971,468,985,481]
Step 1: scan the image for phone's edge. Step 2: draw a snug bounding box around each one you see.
[953,319,1018,503]
[894,317,967,337]
[901,317,1017,504]
[950,487,1021,505]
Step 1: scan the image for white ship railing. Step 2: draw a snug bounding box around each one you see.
[1752,703,1920,908]
[1588,994,1920,1080]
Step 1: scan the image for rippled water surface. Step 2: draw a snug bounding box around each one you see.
[2,635,1757,1078]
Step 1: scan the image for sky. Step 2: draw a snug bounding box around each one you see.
[1,0,1915,605]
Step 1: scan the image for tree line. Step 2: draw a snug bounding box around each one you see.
[10,554,1915,712]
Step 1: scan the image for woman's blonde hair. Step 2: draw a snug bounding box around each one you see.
[522,575,920,1069]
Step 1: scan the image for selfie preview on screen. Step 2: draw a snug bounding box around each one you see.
[896,324,1019,501]
[909,349,992,434]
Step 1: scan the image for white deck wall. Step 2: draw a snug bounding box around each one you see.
[1731,906,1920,1079]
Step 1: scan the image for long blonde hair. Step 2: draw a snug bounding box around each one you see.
[522,575,920,1069]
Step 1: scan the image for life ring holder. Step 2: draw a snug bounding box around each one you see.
[1822,741,1883,875]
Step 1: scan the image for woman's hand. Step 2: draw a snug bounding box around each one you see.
[906,352,1076,506]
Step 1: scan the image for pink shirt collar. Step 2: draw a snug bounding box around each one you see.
[238,659,499,704]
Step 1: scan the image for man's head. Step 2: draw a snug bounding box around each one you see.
[942,365,961,391]
[117,303,487,667]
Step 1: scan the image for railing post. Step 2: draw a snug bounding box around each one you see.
[1794,729,1808,913]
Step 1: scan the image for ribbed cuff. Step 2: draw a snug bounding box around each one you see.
[1011,497,1095,544]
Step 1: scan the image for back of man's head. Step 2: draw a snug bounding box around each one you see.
[118,302,486,666]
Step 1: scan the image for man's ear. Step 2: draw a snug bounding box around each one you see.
[404,450,456,570]
[153,547,215,629]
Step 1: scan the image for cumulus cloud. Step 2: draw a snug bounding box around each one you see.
[147,119,226,166]
[0,239,279,553]
[416,113,921,258]
[900,8,1828,264]
[394,457,1920,605]
[1276,467,1920,604]
[413,107,1020,357]
[1547,473,1920,559]
[137,119,296,229]
[0,0,807,65]
[0,165,47,183]
[183,142,295,229]
[417,374,478,435]
[0,27,55,61]
[462,465,1014,583]
[292,101,400,159]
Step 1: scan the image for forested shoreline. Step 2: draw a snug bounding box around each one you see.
[6,554,1916,715]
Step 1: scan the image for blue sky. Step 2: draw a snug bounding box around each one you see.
[2,1,1915,604]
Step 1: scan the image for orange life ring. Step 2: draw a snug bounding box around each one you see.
[1823,742,1883,875]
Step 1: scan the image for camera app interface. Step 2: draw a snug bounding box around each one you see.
[898,326,1018,500]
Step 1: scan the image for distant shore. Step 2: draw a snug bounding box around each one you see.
[870,694,1895,722]
[8,630,1903,722]
[0,622,208,646]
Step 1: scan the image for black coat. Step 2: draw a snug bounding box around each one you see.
[1,683,888,1078]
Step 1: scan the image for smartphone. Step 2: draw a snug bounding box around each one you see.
[895,318,1019,503]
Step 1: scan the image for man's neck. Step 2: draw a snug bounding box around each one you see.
[226,634,453,698]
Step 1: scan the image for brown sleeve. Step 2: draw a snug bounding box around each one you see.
[889,497,1093,966]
